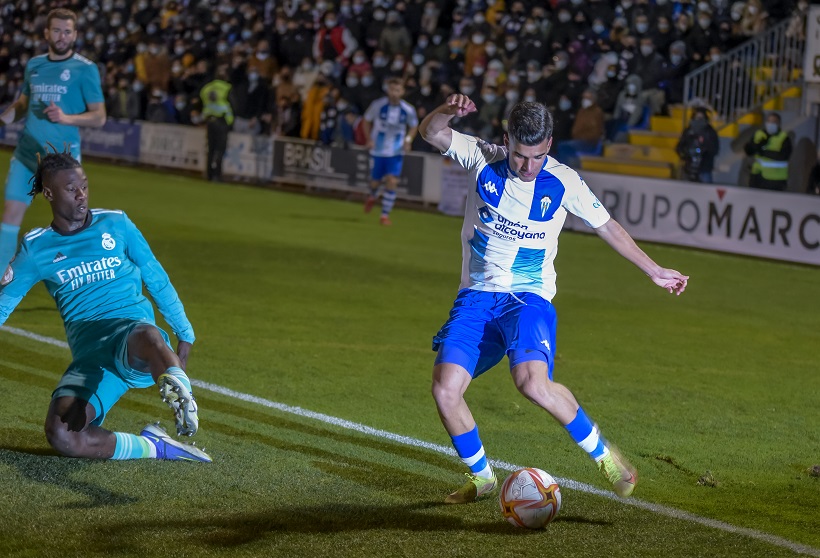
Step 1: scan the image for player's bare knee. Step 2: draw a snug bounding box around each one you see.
[44,417,83,457]
[431,379,458,411]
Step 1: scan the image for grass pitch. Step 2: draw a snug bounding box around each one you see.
[0,151,818,558]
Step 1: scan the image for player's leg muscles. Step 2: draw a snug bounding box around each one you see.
[44,396,115,458]
[509,360,579,425]
[126,323,181,379]
[431,362,475,435]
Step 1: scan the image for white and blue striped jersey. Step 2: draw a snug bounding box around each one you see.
[364,97,418,157]
[445,130,611,301]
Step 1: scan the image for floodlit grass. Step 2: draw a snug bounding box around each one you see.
[0,151,818,557]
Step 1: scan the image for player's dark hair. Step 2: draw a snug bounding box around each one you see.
[507,102,553,146]
[385,76,404,88]
[28,144,81,198]
[46,8,78,29]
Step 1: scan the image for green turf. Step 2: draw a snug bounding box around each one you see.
[0,151,818,558]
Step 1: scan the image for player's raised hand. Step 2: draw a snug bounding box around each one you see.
[652,268,689,296]
[44,101,67,123]
[445,94,477,117]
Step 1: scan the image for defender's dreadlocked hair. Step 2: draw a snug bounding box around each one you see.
[28,143,81,198]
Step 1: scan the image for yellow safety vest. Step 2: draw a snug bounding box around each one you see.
[200,79,234,126]
[750,130,789,181]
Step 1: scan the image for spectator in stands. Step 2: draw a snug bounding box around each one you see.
[420,2,441,35]
[744,112,792,191]
[654,16,676,55]
[319,87,340,145]
[234,68,272,136]
[660,41,691,107]
[551,95,576,146]
[127,79,147,122]
[609,74,649,141]
[145,89,174,123]
[379,10,413,58]
[348,49,372,78]
[274,93,302,138]
[293,58,318,102]
[674,12,693,44]
[301,70,332,141]
[141,38,171,93]
[521,17,550,65]
[542,53,571,107]
[687,9,720,66]
[464,30,488,78]
[634,36,667,115]
[248,39,279,82]
[596,61,626,116]
[314,11,358,66]
[557,89,605,166]
[740,0,768,37]
[476,84,504,142]
[676,107,720,183]
[279,20,314,70]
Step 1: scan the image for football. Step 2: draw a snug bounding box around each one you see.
[499,468,562,529]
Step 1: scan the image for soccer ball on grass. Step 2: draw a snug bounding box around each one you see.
[499,467,561,529]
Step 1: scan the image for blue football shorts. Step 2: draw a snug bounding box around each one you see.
[5,149,81,204]
[433,289,558,379]
[53,319,172,426]
[371,155,403,181]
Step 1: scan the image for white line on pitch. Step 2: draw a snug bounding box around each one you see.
[2,324,818,557]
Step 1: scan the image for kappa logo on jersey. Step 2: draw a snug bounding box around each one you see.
[540,196,552,218]
[52,252,67,263]
[478,206,494,224]
[101,233,116,250]
[541,339,551,351]
[1,264,13,286]
[60,69,71,81]
[482,181,499,195]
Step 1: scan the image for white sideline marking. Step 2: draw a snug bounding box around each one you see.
[2,324,819,557]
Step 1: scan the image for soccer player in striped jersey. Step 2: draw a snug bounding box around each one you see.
[0,8,106,280]
[362,77,418,226]
[0,148,209,463]
[419,95,688,503]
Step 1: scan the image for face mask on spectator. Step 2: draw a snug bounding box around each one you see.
[373,56,387,67]
[482,92,496,103]
[472,34,485,44]
[558,12,571,23]
[636,22,648,33]
[146,23,157,34]
[524,94,536,102]
[174,45,185,55]
[640,45,653,56]
[432,35,443,45]
[506,90,519,102]
[554,59,567,71]
[474,14,485,24]
[581,98,593,108]
[527,71,540,82]
[172,64,182,73]
[461,85,475,95]
[698,2,711,12]
[621,0,633,8]
[524,23,537,33]
[472,65,485,76]
[559,98,572,111]
[242,29,253,40]
[593,23,605,34]
[248,72,259,82]
[421,85,431,95]
[391,59,404,71]
[627,83,637,94]
[175,100,186,110]
[412,53,425,65]
[117,30,128,40]
[670,53,683,64]
[698,18,711,28]
[353,54,366,64]
[764,122,778,134]
[353,3,363,13]
[710,53,720,62]
[361,75,374,86]
[418,37,429,48]
[505,40,518,51]
[325,18,337,27]
[149,45,160,55]
[257,51,268,60]
[658,22,670,32]
[133,81,144,92]
[346,76,359,87]
[374,10,386,20]
[302,60,313,71]
[607,69,617,78]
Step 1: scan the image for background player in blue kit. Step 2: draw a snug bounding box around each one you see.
[419,95,689,504]
[0,8,106,275]
[362,77,418,226]
[0,148,209,463]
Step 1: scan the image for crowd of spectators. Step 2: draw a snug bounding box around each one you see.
[0,0,802,157]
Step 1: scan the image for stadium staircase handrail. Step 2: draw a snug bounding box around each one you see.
[681,15,805,131]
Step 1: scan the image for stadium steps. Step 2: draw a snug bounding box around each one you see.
[579,153,675,179]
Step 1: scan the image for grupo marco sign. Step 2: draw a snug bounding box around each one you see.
[567,172,820,266]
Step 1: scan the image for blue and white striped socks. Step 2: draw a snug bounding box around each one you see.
[565,407,609,462]
[451,425,494,479]
[381,190,397,217]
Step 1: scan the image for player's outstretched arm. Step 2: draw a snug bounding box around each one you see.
[0,94,30,127]
[419,94,477,153]
[594,218,689,296]
[43,101,106,127]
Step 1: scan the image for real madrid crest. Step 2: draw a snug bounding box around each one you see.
[101,233,116,250]
[60,69,71,81]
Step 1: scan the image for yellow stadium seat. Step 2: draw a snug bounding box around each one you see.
[579,155,674,179]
